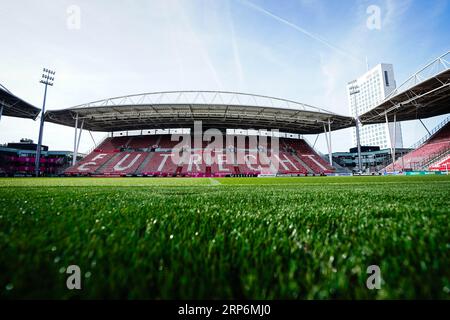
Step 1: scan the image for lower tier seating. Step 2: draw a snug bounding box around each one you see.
[65,136,334,176]
[384,123,450,171]
[429,154,450,171]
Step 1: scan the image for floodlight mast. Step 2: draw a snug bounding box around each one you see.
[35,68,55,177]
[349,84,363,174]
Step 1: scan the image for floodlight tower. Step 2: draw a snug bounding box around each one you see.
[349,84,363,174]
[35,68,55,177]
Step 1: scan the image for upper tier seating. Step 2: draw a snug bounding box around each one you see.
[128,135,160,149]
[96,136,132,152]
[158,135,183,149]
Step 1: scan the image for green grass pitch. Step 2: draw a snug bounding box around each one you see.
[0,175,449,299]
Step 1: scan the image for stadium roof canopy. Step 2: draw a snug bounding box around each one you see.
[360,51,450,124]
[45,91,355,134]
[0,84,41,120]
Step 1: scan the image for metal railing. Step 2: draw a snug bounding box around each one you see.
[82,133,110,159]
[69,90,340,115]
[384,51,450,100]
[420,148,450,169]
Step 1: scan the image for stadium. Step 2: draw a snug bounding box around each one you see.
[45,91,354,177]
[2,53,450,178]
[0,50,449,301]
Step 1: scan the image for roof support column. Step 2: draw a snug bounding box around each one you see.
[72,114,79,166]
[312,134,319,149]
[76,119,84,163]
[0,103,3,122]
[323,124,329,150]
[385,112,395,172]
[419,119,431,136]
[328,118,333,167]
[323,123,332,167]
[392,113,397,171]
[89,131,97,147]
[355,118,363,174]
[73,118,84,166]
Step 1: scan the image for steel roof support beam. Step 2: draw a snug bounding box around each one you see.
[384,51,450,101]
[385,112,397,172]
[322,119,333,167]
[392,113,397,171]
[73,114,79,166]
[0,89,41,119]
[89,130,97,147]
[419,119,431,136]
[312,134,319,149]
[76,119,85,164]
[64,91,336,115]
[45,103,355,133]
[0,99,39,119]
[328,119,333,167]
[323,123,331,167]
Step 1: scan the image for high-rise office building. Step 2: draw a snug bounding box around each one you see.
[347,63,403,149]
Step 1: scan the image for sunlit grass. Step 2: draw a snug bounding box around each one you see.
[0,176,449,299]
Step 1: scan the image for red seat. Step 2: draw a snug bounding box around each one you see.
[99,152,146,175]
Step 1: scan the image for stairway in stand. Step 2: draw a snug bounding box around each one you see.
[292,153,314,174]
[135,152,154,175]
[94,153,122,174]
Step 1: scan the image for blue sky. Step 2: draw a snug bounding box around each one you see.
[0,0,449,153]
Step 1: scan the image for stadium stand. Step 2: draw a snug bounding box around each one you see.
[272,152,308,174]
[64,135,331,176]
[210,153,236,177]
[65,152,116,174]
[180,150,208,177]
[128,135,160,149]
[429,154,450,171]
[384,122,450,171]
[99,152,147,176]
[140,153,180,176]
[94,136,131,152]
[283,139,334,173]
[158,135,181,149]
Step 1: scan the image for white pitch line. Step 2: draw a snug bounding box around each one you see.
[208,178,222,186]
